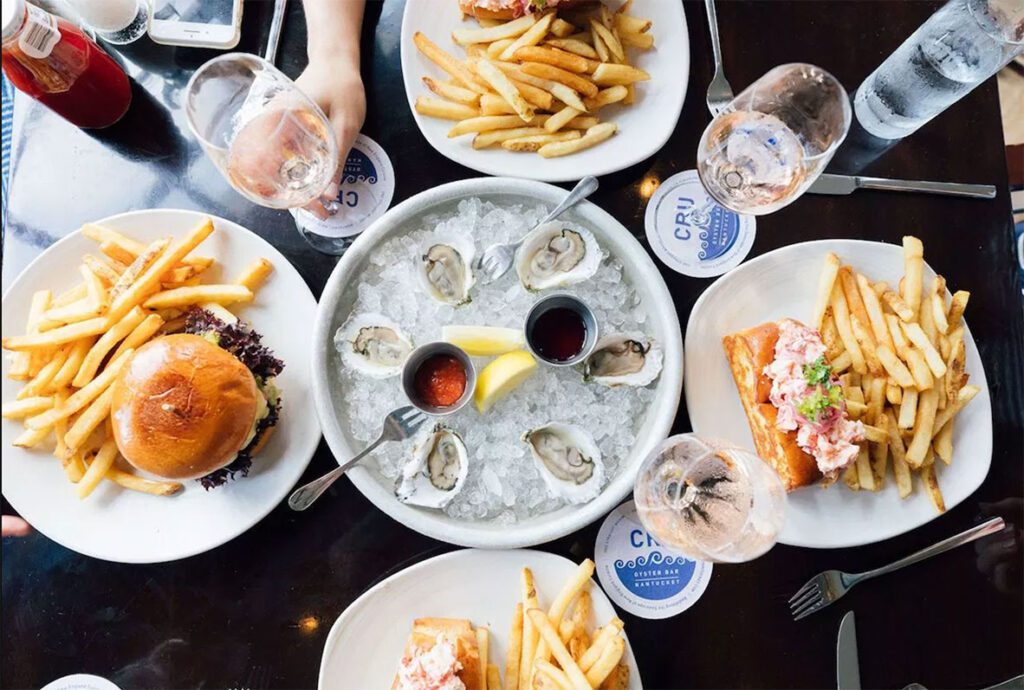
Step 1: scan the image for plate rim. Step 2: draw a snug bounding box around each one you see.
[311,176,683,548]
[0,208,321,563]
[398,0,690,182]
[683,238,993,549]
[316,548,642,690]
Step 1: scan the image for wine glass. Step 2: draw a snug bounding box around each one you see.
[184,53,339,213]
[696,63,851,216]
[633,434,787,563]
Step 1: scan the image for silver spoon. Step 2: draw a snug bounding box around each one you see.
[476,175,599,283]
[288,405,427,511]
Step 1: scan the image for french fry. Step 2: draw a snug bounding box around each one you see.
[1,396,54,419]
[8,290,51,379]
[76,438,118,499]
[905,347,934,391]
[473,126,549,148]
[3,316,109,351]
[813,253,841,330]
[414,31,488,93]
[545,37,599,59]
[921,463,945,513]
[535,559,595,664]
[946,290,970,326]
[898,388,918,429]
[534,660,574,690]
[487,38,516,60]
[103,466,183,496]
[876,345,915,388]
[13,426,50,448]
[589,19,624,61]
[599,663,630,690]
[821,312,842,359]
[886,314,911,359]
[81,264,110,313]
[527,609,591,690]
[855,443,875,490]
[515,45,593,73]
[449,115,536,137]
[99,240,137,266]
[901,322,947,378]
[839,267,881,374]
[585,636,625,688]
[109,238,170,300]
[452,15,536,45]
[882,289,916,322]
[499,12,555,61]
[885,411,913,498]
[544,105,583,133]
[477,59,536,121]
[579,620,624,673]
[72,306,147,388]
[591,24,610,62]
[520,62,598,97]
[502,131,581,152]
[479,93,517,115]
[829,285,866,374]
[41,297,106,326]
[17,352,66,400]
[931,290,950,334]
[933,417,953,464]
[857,272,892,349]
[52,283,86,308]
[538,122,616,157]
[931,384,979,439]
[902,236,924,315]
[944,336,965,407]
[476,627,490,690]
[82,254,123,285]
[26,349,133,430]
[143,284,253,310]
[422,76,480,107]
[63,385,115,453]
[613,13,650,33]
[107,220,215,323]
[510,79,556,110]
[862,424,887,444]
[582,85,628,111]
[886,383,903,405]
[111,313,164,361]
[505,603,523,690]
[906,387,939,467]
[591,62,649,85]
[415,96,479,120]
[519,569,540,690]
[617,28,654,49]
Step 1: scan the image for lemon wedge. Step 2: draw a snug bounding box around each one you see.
[474,350,537,413]
[442,325,525,356]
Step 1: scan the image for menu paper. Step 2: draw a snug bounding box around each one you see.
[595,500,713,619]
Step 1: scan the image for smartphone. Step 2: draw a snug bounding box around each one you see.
[149,0,243,49]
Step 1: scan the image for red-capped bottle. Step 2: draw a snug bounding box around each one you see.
[2,0,132,129]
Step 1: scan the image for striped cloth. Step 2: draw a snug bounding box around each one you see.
[2,73,13,238]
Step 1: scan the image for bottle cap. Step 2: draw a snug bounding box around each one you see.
[594,499,713,619]
[644,169,756,278]
[291,133,395,240]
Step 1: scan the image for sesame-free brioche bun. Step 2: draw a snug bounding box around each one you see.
[110,334,260,480]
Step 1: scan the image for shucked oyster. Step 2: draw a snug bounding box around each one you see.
[515,221,601,291]
[397,424,469,508]
[417,231,475,306]
[522,422,605,504]
[583,332,663,387]
[335,313,413,378]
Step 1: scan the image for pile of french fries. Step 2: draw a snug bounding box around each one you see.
[505,559,629,690]
[413,0,654,158]
[1,218,274,501]
[810,236,976,512]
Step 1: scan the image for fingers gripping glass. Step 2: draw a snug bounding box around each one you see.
[185,53,340,214]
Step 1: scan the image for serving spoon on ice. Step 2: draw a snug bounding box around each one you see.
[476,175,599,284]
[288,405,427,511]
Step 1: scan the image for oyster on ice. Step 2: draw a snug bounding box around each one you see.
[583,332,663,387]
[516,221,601,291]
[417,231,475,306]
[396,424,469,508]
[522,422,605,504]
[335,313,413,378]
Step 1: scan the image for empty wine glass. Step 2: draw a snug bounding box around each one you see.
[634,434,787,563]
[184,53,339,214]
[696,63,851,216]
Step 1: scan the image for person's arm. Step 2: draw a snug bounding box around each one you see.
[296,0,367,215]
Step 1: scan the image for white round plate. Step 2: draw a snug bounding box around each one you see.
[318,549,642,690]
[400,0,689,182]
[312,177,683,548]
[684,240,993,549]
[0,209,321,563]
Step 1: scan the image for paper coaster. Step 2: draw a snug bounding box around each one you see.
[41,675,120,690]
[291,133,395,240]
[595,500,713,619]
[644,169,756,278]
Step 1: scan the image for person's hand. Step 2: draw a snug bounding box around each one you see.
[2,516,31,538]
[295,58,366,220]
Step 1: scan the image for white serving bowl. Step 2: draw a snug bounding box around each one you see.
[311,177,682,547]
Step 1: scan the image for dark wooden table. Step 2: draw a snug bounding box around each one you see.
[3,2,1023,688]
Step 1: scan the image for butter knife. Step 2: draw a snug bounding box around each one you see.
[808,174,996,199]
[837,611,861,690]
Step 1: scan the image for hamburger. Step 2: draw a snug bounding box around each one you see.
[109,308,283,489]
[458,0,588,20]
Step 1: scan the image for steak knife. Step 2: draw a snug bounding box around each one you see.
[837,611,861,690]
[808,174,996,199]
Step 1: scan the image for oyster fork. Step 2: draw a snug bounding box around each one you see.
[288,405,427,512]
[789,517,1005,621]
[476,175,599,284]
[704,0,734,116]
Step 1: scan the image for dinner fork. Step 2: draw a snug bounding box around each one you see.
[789,517,1006,621]
[288,405,427,512]
[476,175,599,284]
[704,0,734,116]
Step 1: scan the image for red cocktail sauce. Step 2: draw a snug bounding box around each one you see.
[414,354,467,408]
